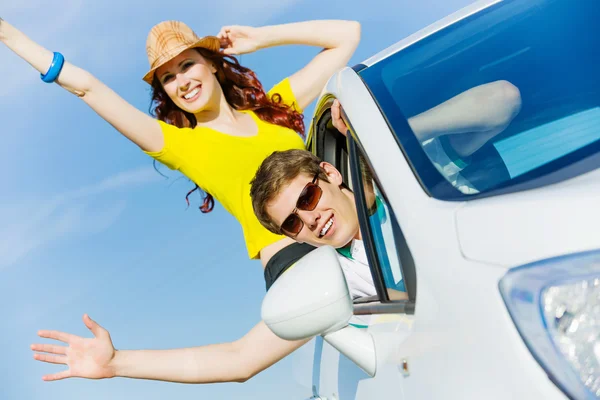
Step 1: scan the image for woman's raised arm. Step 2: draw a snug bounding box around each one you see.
[1,18,164,152]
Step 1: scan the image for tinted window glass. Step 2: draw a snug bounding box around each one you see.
[361,0,600,199]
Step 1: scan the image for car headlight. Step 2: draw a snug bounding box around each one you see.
[499,249,600,399]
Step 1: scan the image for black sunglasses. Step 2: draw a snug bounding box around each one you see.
[280,173,323,238]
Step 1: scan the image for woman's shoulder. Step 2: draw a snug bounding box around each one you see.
[267,78,303,113]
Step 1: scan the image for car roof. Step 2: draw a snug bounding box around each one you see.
[361,0,501,67]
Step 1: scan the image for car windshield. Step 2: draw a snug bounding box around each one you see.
[359,0,600,200]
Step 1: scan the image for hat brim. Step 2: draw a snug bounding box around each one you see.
[142,36,222,84]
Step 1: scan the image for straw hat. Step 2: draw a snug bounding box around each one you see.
[143,21,221,84]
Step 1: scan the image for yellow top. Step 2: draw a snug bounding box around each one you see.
[145,78,306,259]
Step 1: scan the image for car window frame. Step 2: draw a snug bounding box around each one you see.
[310,99,416,315]
[308,95,352,190]
[347,133,416,315]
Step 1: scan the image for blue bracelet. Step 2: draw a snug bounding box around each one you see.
[40,52,65,83]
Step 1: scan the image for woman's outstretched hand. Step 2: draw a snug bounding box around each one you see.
[31,314,117,381]
[217,25,264,55]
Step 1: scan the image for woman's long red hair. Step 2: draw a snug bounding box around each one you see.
[149,48,305,213]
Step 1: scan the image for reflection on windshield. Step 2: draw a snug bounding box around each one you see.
[360,0,600,199]
[495,107,600,178]
[408,80,522,194]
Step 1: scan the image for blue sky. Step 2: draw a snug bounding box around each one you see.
[0,0,473,399]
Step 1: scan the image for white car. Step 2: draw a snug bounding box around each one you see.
[262,0,600,399]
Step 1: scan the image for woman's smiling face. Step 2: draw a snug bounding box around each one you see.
[156,49,219,113]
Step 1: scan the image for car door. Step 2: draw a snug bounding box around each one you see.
[304,83,419,399]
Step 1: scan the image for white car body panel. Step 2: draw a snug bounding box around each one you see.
[318,65,572,400]
[455,169,600,266]
[296,0,600,399]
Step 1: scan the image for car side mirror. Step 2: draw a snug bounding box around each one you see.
[262,246,377,376]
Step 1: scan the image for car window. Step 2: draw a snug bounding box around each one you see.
[312,102,416,311]
[312,105,352,190]
[355,153,406,296]
[359,0,600,200]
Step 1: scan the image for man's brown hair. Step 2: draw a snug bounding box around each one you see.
[250,149,330,234]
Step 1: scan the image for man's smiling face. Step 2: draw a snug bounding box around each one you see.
[266,162,361,248]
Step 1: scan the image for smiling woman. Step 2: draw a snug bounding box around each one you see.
[0,15,363,386]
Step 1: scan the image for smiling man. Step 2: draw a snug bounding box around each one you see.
[250,148,407,300]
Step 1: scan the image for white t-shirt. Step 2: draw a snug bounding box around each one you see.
[337,239,377,300]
